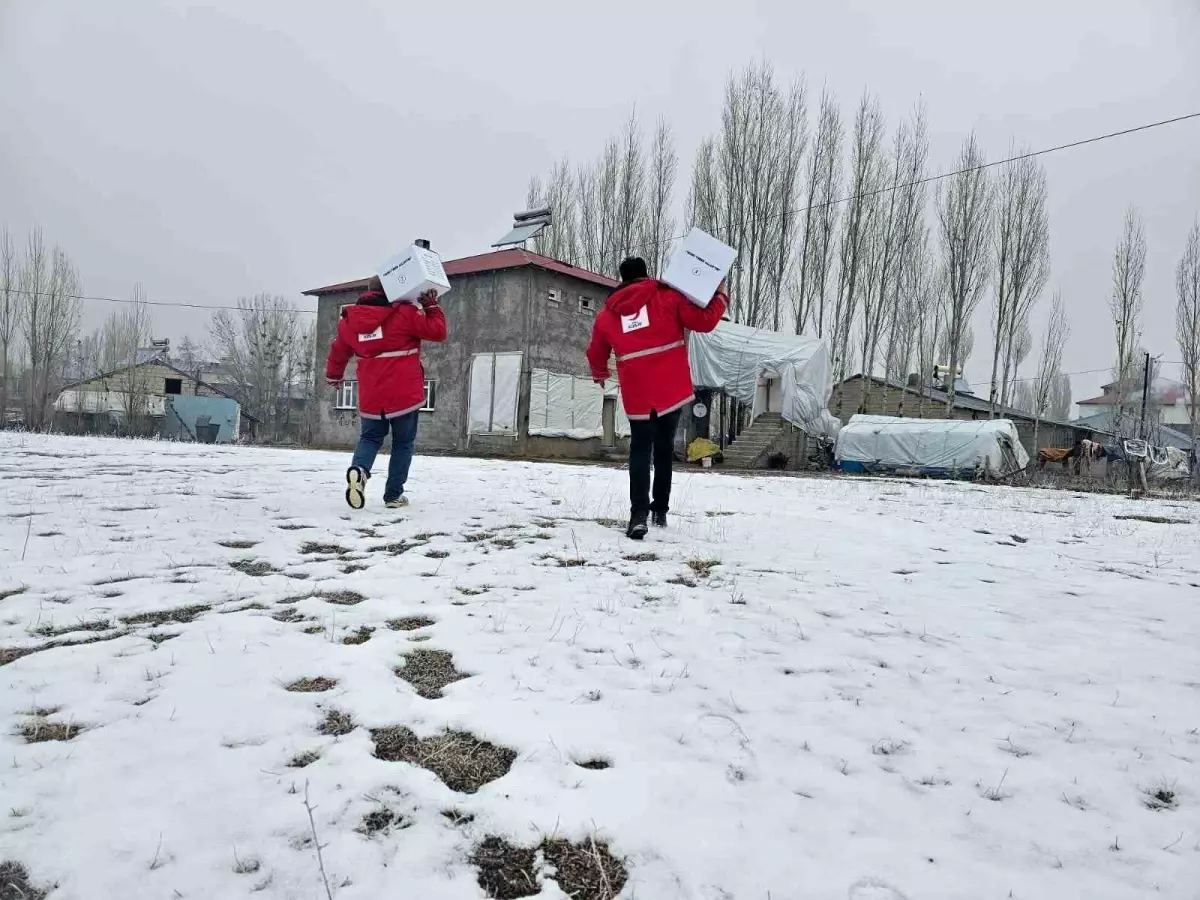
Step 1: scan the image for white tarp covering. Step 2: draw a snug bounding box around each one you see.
[688,321,839,438]
[836,414,1031,477]
[529,370,605,439]
[1146,445,1191,481]
[468,352,522,435]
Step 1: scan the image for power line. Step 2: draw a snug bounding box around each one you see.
[8,110,1198,313]
[570,109,1200,266]
[5,287,317,314]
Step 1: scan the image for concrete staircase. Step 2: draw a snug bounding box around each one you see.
[720,412,786,469]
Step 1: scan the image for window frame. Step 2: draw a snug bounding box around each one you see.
[164,377,183,396]
[334,380,358,410]
[578,295,595,314]
[420,379,436,412]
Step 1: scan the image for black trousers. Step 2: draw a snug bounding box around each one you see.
[628,409,682,515]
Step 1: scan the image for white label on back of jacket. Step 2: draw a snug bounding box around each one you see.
[621,306,650,333]
[358,326,383,342]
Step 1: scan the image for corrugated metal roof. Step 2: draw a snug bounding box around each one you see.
[303,249,617,296]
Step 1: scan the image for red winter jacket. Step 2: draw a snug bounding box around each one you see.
[325,291,447,418]
[587,279,727,420]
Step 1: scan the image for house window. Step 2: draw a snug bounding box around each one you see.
[335,380,358,410]
[164,378,183,395]
[578,296,595,314]
[547,288,562,305]
[421,379,436,412]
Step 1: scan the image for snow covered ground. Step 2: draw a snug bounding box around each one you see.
[1,433,1198,900]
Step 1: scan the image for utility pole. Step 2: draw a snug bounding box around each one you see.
[1138,351,1152,439]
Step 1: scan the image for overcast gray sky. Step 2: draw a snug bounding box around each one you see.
[2,0,1198,402]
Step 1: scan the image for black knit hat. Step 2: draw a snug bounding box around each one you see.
[618,257,649,283]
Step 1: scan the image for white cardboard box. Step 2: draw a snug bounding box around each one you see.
[377,245,452,304]
[661,227,736,308]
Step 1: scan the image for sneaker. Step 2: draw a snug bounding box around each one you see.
[345,466,368,510]
[626,511,649,541]
[651,511,668,528]
[385,496,409,509]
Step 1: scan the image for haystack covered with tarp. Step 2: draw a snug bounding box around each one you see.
[687,322,839,439]
[836,415,1031,478]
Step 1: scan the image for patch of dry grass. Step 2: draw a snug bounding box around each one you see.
[284,676,338,693]
[19,720,84,743]
[0,860,52,900]
[1114,514,1189,525]
[31,618,112,638]
[395,649,468,698]
[229,559,280,577]
[300,541,351,556]
[371,726,515,793]
[472,837,538,899]
[288,749,321,768]
[311,590,367,606]
[217,540,259,550]
[342,626,374,645]
[471,835,628,900]
[358,808,406,836]
[317,708,354,736]
[685,557,721,578]
[388,616,435,631]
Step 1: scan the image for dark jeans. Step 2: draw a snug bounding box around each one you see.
[628,409,681,515]
[351,412,419,502]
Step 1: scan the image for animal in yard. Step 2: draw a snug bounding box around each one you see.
[1036,446,1076,470]
[1077,439,1107,475]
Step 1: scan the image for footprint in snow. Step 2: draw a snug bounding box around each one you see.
[848,878,910,900]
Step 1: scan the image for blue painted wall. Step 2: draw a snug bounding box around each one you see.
[162,395,240,443]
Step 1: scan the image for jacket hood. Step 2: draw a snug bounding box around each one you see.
[606,278,658,316]
[341,292,396,331]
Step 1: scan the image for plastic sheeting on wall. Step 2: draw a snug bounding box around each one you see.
[529,370,605,439]
[835,414,1031,478]
[688,321,839,439]
[468,352,523,435]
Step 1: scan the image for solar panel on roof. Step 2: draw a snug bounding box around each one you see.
[492,220,548,248]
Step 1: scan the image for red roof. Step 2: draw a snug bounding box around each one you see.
[302,249,617,296]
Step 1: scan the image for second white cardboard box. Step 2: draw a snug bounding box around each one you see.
[377,245,452,304]
[661,227,736,308]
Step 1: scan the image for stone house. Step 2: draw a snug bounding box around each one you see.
[55,356,245,442]
[304,249,624,458]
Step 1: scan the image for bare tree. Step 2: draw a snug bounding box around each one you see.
[209,293,299,440]
[689,63,807,329]
[912,240,945,418]
[97,285,155,429]
[642,117,678,276]
[989,147,1050,414]
[860,103,929,412]
[615,110,647,271]
[1176,216,1200,441]
[937,133,993,417]
[174,335,205,379]
[20,230,82,430]
[1029,291,1071,447]
[1110,205,1147,424]
[0,227,21,425]
[1049,373,1072,422]
[527,159,580,263]
[794,89,843,336]
[829,92,886,413]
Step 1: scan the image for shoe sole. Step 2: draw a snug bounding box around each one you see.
[627,527,647,541]
[345,468,366,510]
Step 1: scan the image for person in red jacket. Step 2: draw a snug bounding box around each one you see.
[325,276,447,509]
[587,257,728,539]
